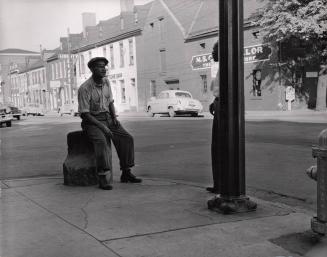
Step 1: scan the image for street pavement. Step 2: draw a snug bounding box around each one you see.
[1,111,326,210]
[1,110,327,256]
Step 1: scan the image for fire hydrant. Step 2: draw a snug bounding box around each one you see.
[306,128,327,235]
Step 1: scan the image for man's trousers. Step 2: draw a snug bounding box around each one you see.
[81,115,135,184]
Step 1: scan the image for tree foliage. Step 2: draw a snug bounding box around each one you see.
[253,0,327,58]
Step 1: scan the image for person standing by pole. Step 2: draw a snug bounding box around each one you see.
[206,41,221,194]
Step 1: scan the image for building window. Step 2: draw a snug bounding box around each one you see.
[38,70,41,83]
[150,80,156,97]
[129,39,134,65]
[120,80,126,103]
[55,63,59,79]
[119,42,124,67]
[131,78,135,87]
[51,64,55,80]
[200,75,207,93]
[103,47,107,58]
[110,44,115,69]
[80,55,85,74]
[158,17,165,41]
[63,60,66,78]
[252,69,262,97]
[88,51,92,60]
[58,61,62,78]
[159,48,166,73]
[42,70,45,83]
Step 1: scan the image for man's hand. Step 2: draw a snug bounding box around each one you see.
[112,117,120,127]
[102,126,113,138]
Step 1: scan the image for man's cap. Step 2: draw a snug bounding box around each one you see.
[87,57,109,69]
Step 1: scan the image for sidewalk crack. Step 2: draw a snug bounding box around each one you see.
[81,194,95,229]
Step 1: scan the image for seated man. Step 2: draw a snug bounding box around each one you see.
[78,57,142,190]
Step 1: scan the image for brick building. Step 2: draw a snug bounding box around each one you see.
[0,49,40,105]
[137,0,321,111]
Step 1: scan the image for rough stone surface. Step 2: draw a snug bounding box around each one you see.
[63,131,98,186]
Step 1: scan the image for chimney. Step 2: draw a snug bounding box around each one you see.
[82,12,96,37]
[120,0,134,13]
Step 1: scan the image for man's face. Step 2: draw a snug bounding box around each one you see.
[91,61,107,78]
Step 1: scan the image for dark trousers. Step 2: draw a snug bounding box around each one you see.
[81,114,134,183]
[211,98,220,191]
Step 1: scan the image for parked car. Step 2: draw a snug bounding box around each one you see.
[7,106,23,120]
[58,102,79,116]
[146,90,203,117]
[0,106,13,127]
[24,103,45,116]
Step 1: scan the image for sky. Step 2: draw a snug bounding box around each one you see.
[0,0,153,52]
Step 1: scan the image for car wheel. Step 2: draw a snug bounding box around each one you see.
[6,121,12,127]
[191,112,198,117]
[168,107,175,117]
[147,106,155,117]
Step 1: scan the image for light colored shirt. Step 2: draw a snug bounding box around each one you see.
[78,76,114,115]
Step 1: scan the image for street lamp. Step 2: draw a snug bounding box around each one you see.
[208,0,257,214]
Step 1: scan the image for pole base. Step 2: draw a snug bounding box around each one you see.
[207,195,257,214]
[311,217,327,235]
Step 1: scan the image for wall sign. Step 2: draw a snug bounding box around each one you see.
[244,44,271,63]
[285,86,295,102]
[306,72,318,78]
[191,44,272,70]
[108,73,123,79]
[191,54,213,70]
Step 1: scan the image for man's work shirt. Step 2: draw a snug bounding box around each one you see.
[78,77,114,115]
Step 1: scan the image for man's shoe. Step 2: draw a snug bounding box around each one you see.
[99,175,113,190]
[206,187,219,194]
[120,170,142,183]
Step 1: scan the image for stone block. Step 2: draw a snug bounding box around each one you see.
[63,131,98,186]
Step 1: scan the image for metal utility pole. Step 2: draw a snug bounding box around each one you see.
[208,0,257,214]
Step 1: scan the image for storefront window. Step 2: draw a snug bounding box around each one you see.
[150,80,156,97]
[120,80,126,103]
[200,75,208,93]
[252,69,262,97]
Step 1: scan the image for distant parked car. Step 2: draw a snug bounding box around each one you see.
[7,106,23,120]
[58,102,79,116]
[24,103,45,116]
[0,106,13,127]
[146,90,203,117]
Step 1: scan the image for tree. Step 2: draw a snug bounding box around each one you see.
[253,0,327,110]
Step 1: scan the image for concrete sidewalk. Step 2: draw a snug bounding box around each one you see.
[1,176,326,257]
[116,109,327,123]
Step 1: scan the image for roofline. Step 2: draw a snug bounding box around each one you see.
[46,54,59,62]
[72,28,142,53]
[158,0,186,38]
[0,53,40,56]
[185,22,257,42]
[19,64,45,73]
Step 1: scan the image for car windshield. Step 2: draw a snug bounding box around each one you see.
[175,92,192,98]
